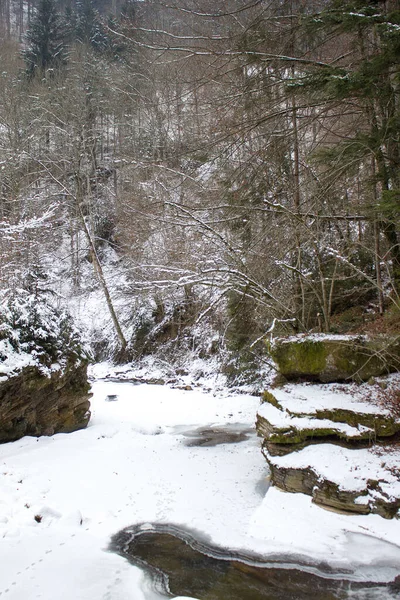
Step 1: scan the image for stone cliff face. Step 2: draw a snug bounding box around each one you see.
[0,361,91,443]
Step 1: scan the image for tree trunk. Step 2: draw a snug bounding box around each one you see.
[78,207,127,351]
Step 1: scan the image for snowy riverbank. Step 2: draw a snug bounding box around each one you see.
[1,367,400,599]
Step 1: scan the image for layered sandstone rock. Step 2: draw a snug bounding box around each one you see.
[265,444,400,519]
[0,361,91,443]
[256,382,400,518]
[257,385,400,456]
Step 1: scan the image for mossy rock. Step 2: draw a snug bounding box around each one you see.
[256,397,400,455]
[269,335,400,382]
[261,390,283,410]
[314,408,399,437]
[269,424,374,445]
[256,414,379,456]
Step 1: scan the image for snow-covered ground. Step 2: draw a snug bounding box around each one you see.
[1,368,400,599]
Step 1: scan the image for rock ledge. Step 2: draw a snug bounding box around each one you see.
[256,380,400,518]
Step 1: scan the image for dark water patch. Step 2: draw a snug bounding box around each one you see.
[101,376,168,385]
[105,394,118,402]
[110,523,400,599]
[180,424,253,447]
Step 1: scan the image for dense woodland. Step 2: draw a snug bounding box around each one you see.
[0,0,399,376]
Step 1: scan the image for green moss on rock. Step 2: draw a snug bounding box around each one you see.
[256,397,400,455]
[271,339,327,378]
[269,335,400,382]
[315,408,399,437]
[261,390,283,410]
[269,425,371,445]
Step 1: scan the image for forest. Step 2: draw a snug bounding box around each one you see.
[1,3,400,598]
[0,0,399,381]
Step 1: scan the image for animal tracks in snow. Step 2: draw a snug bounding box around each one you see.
[0,529,81,599]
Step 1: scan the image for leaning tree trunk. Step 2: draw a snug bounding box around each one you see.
[78,206,127,352]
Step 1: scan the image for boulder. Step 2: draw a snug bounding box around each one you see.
[265,444,400,519]
[0,290,92,443]
[0,361,91,443]
[269,334,400,382]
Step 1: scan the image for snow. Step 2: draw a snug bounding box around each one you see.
[0,339,36,378]
[273,333,361,345]
[0,339,66,380]
[258,401,371,438]
[265,381,396,415]
[257,380,397,440]
[1,373,400,599]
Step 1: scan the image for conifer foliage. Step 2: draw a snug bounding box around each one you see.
[0,268,87,369]
[299,0,400,296]
[23,0,67,79]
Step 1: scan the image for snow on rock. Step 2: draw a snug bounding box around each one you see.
[0,339,36,379]
[268,442,400,499]
[270,443,398,490]
[257,380,400,518]
[257,401,371,438]
[268,381,396,415]
[257,381,400,456]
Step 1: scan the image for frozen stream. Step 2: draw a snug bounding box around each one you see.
[111,523,400,599]
[1,374,400,599]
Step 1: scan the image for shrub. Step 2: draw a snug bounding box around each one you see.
[0,272,88,370]
[378,386,400,420]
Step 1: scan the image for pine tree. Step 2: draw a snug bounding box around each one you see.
[75,0,102,47]
[23,0,67,79]
[72,0,125,57]
[296,0,400,300]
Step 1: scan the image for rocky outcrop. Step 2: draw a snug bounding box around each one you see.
[269,334,400,382]
[0,362,91,443]
[266,444,400,519]
[256,387,400,456]
[256,381,400,518]
[0,290,92,443]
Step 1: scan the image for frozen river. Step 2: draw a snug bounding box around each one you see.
[1,375,400,599]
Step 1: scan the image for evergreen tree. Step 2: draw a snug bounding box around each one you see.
[23,0,67,79]
[72,0,125,57]
[297,0,400,300]
[75,0,102,47]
